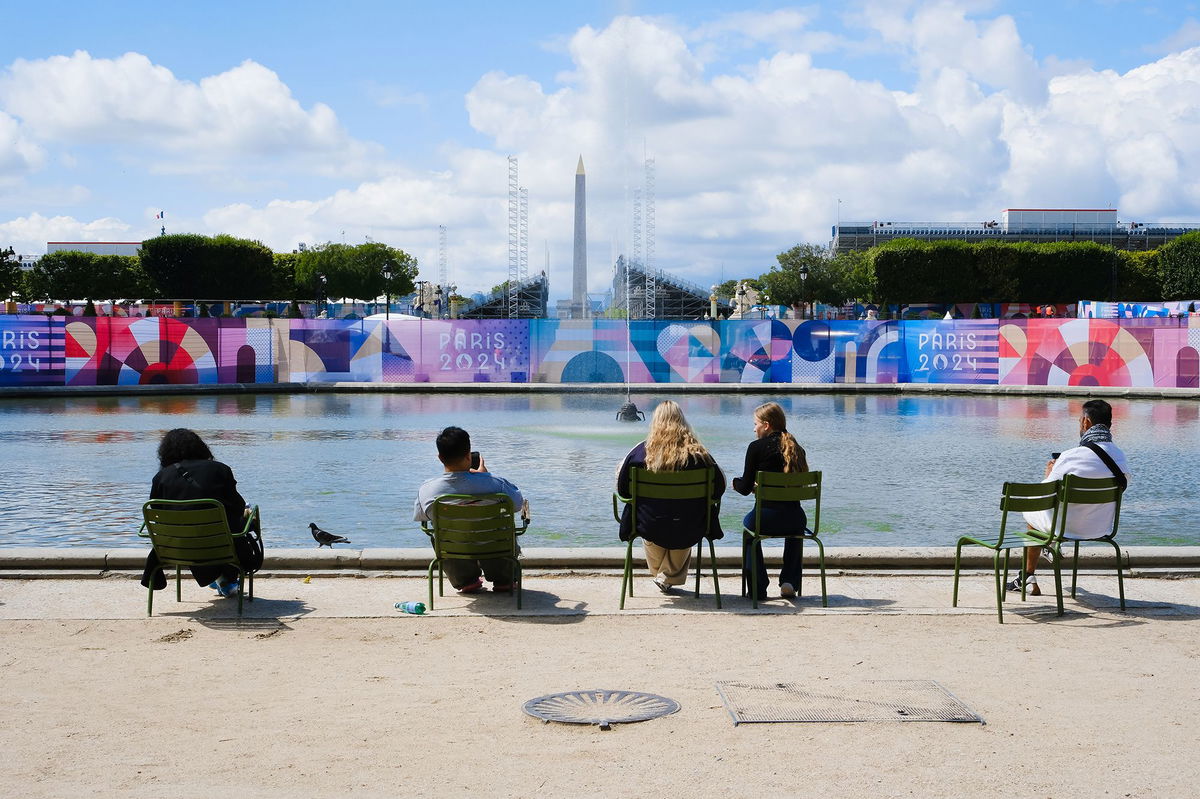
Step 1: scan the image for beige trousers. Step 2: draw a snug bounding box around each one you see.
[643,541,692,585]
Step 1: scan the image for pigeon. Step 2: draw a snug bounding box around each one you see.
[310,522,351,548]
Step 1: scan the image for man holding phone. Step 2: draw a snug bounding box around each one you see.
[1010,399,1131,595]
[413,426,527,594]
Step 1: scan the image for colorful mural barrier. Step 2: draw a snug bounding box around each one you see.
[1,316,1197,389]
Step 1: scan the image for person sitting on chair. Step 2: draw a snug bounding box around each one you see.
[615,400,725,593]
[1010,399,1131,596]
[413,426,526,594]
[732,401,810,601]
[140,428,260,598]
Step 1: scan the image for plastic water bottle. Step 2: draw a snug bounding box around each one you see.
[395,601,426,615]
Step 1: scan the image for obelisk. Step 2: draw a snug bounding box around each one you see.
[572,155,587,318]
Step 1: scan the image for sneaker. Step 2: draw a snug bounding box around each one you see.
[457,578,485,594]
[1004,573,1041,596]
[779,582,797,598]
[216,580,240,599]
[653,575,674,594]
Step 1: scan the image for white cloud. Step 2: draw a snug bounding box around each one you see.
[1149,18,1200,55]
[0,51,384,177]
[0,110,44,178]
[0,212,132,254]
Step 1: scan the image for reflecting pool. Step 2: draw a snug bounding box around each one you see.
[0,392,1194,548]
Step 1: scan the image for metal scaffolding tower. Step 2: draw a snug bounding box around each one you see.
[644,158,656,320]
[507,156,520,319]
[438,225,448,288]
[519,186,529,285]
[631,188,643,318]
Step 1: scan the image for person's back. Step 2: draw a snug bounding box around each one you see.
[1045,440,1129,539]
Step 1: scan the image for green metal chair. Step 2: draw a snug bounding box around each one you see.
[138,499,259,617]
[612,466,722,610]
[420,494,528,610]
[1048,474,1127,611]
[952,480,1060,623]
[740,470,827,609]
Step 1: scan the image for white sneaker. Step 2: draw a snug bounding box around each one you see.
[653,575,673,594]
[779,582,797,598]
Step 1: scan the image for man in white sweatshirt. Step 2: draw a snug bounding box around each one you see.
[1010,399,1131,595]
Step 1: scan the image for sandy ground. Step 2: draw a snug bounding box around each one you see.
[2,572,1198,798]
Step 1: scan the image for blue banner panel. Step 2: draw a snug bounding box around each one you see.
[0,316,65,387]
[899,320,999,384]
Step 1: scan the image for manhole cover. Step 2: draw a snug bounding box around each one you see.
[715,680,983,725]
[523,689,679,727]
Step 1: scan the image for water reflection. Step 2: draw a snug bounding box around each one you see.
[0,391,1194,549]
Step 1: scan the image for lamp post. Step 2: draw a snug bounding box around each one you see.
[798,265,809,320]
[382,261,394,320]
[447,283,458,319]
[736,282,746,319]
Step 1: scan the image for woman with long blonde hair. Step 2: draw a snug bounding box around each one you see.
[615,400,725,593]
[732,402,809,600]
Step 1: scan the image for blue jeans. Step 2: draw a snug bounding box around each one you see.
[742,504,807,596]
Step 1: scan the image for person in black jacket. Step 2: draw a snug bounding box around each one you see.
[732,402,809,600]
[139,428,258,596]
[616,400,724,593]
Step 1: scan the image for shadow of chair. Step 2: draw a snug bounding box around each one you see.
[139,500,260,617]
[613,465,722,610]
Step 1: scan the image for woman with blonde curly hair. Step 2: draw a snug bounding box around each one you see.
[732,401,809,600]
[615,400,725,593]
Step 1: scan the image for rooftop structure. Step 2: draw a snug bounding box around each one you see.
[613,257,730,320]
[459,273,549,319]
[832,208,1200,254]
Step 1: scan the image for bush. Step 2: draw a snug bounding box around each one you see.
[1115,250,1162,300]
[1159,231,1200,300]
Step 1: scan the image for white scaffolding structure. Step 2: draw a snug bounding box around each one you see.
[507,156,519,318]
[643,158,656,319]
[438,225,448,289]
[519,186,529,285]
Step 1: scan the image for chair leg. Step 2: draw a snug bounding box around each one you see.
[1070,542,1080,598]
[426,560,436,610]
[514,559,523,610]
[175,567,182,603]
[952,541,963,607]
[797,537,805,597]
[1110,540,1126,611]
[813,535,827,608]
[619,541,634,610]
[248,571,255,602]
[708,539,721,609]
[694,540,702,599]
[748,536,759,609]
[438,562,445,598]
[237,573,244,616]
[993,549,1004,624]
[1051,549,1064,617]
[147,581,154,617]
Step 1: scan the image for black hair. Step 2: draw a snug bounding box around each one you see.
[436,426,471,462]
[157,428,213,468]
[1082,399,1113,427]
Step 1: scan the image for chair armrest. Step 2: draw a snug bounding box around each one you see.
[516,517,530,536]
[420,521,434,539]
[136,521,149,539]
[231,505,260,538]
[612,492,631,523]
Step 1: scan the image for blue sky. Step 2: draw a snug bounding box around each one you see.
[2,1,1200,297]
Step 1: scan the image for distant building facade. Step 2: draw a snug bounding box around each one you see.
[832,208,1200,254]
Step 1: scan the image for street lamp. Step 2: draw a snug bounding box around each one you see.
[798,265,809,320]
[382,261,394,320]
[447,284,458,319]
[317,274,327,318]
[709,285,718,321]
[736,282,746,319]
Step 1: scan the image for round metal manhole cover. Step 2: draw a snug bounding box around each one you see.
[523,689,680,727]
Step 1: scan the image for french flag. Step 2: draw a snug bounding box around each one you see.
[155,210,165,219]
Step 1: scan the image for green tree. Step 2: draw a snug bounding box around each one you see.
[831,250,875,304]
[295,242,418,302]
[140,233,276,300]
[24,251,152,304]
[1115,249,1162,300]
[1159,231,1200,300]
[764,244,840,313]
[272,252,300,300]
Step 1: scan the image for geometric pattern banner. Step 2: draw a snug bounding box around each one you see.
[2,315,1198,389]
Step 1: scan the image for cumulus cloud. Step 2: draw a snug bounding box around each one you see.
[0,110,44,178]
[0,51,384,177]
[0,212,132,254]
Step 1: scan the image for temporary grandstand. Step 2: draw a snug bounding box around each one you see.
[459,273,549,319]
[832,208,1200,254]
[613,257,731,320]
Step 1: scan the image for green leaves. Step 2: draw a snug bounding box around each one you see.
[1158,231,1200,300]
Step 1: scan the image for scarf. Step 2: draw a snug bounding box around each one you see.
[1079,423,1113,446]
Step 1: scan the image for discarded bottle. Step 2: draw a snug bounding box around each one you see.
[395,601,427,615]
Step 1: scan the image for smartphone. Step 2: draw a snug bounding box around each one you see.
[1050,452,1061,460]
[470,451,481,470]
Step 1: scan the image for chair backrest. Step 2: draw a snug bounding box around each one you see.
[1057,474,1122,539]
[996,480,1059,545]
[754,470,821,532]
[430,493,521,560]
[628,466,715,539]
[142,499,238,568]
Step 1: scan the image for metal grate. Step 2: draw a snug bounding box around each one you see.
[523,690,680,727]
[715,680,983,725]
